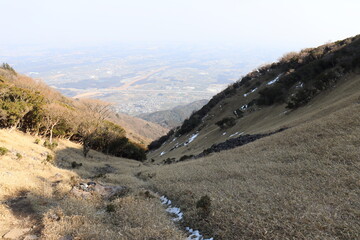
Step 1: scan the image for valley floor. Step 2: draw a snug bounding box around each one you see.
[1,98,359,239]
[0,130,185,240]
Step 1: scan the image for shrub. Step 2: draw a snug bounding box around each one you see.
[0,147,9,155]
[233,109,244,118]
[257,84,286,105]
[43,140,58,150]
[45,154,54,163]
[196,195,212,218]
[71,161,83,168]
[120,143,147,161]
[16,153,22,159]
[34,139,40,144]
[286,89,317,109]
[179,155,194,162]
[106,204,116,213]
[215,117,236,129]
[1,63,16,75]
[148,129,174,151]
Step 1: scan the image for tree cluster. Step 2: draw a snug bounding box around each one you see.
[0,66,146,161]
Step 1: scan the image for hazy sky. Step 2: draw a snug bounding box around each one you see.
[1,0,360,50]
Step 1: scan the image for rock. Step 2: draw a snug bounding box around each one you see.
[94,183,129,200]
[2,228,31,239]
[48,212,61,221]
[24,234,39,240]
[70,186,92,199]
[93,164,117,175]
[59,235,73,240]
[54,173,63,178]
[70,182,128,200]
[195,127,288,159]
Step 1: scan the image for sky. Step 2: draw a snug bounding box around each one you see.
[1,0,360,51]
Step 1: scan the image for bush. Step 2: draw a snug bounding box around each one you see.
[45,154,54,163]
[71,161,83,168]
[0,147,9,155]
[215,117,236,129]
[1,63,16,75]
[120,143,147,161]
[196,195,211,218]
[43,140,58,150]
[257,84,286,105]
[16,153,22,159]
[106,204,116,213]
[179,155,194,162]
[34,139,40,144]
[148,129,174,151]
[233,109,244,118]
[286,89,317,109]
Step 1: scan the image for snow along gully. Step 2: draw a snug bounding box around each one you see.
[160,195,213,240]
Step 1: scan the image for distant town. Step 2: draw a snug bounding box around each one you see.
[3,43,281,115]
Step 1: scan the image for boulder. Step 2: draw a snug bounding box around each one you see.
[2,228,31,239]
[70,182,128,200]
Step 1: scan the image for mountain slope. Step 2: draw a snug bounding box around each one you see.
[148,34,360,163]
[145,101,360,239]
[0,66,166,151]
[137,99,208,129]
[111,112,168,146]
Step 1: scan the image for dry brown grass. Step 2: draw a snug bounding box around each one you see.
[0,130,185,239]
[145,102,360,239]
[0,78,359,239]
[148,72,360,163]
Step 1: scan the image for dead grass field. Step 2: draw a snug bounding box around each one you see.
[145,102,360,239]
[0,130,184,239]
[0,80,359,239]
[148,73,360,162]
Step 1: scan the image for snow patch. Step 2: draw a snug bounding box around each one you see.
[229,132,244,138]
[296,82,304,88]
[267,73,282,85]
[160,151,166,156]
[244,88,257,97]
[222,132,227,136]
[160,196,213,239]
[240,104,248,110]
[184,133,199,146]
[160,196,182,221]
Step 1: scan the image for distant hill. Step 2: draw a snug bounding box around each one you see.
[138,99,208,129]
[0,65,166,160]
[111,112,168,146]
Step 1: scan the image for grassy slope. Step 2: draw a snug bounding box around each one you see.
[148,73,360,162]
[0,80,359,239]
[0,130,184,239]
[111,112,169,147]
[145,99,360,239]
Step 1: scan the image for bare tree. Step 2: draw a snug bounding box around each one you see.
[76,99,112,157]
[43,103,70,143]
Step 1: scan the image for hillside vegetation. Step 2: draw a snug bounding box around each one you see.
[0,66,151,161]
